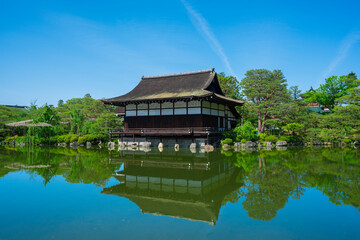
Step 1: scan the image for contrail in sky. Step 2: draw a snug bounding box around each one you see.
[319,31,360,84]
[181,0,237,78]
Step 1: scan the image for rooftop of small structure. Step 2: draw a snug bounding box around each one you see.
[5,120,52,127]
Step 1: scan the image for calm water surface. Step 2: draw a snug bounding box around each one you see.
[0,146,360,240]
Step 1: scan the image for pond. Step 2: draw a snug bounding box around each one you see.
[0,146,360,240]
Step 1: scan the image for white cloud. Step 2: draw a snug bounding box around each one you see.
[319,31,360,83]
[181,0,237,78]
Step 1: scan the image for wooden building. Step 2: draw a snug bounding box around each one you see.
[102,69,243,145]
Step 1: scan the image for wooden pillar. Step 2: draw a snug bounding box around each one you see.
[23,127,26,147]
[48,126,51,146]
[12,127,15,147]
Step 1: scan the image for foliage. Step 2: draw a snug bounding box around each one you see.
[265,135,278,143]
[90,113,122,140]
[233,121,258,141]
[217,72,241,100]
[283,123,304,135]
[70,109,86,134]
[303,73,360,109]
[36,105,60,125]
[78,134,97,144]
[258,133,267,142]
[221,138,233,145]
[240,69,290,133]
[56,134,79,143]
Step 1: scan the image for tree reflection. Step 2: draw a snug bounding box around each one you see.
[0,147,120,187]
[223,147,360,220]
[0,146,359,222]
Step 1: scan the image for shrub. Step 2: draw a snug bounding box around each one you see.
[241,139,247,144]
[78,134,96,144]
[37,137,48,144]
[221,138,233,145]
[258,133,267,142]
[5,135,18,142]
[233,121,258,142]
[56,134,79,143]
[279,136,290,142]
[222,131,236,141]
[15,136,25,143]
[50,136,58,144]
[265,135,278,143]
[70,134,79,143]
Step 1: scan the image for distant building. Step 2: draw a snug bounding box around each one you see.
[305,87,331,114]
[4,105,28,110]
[102,69,243,145]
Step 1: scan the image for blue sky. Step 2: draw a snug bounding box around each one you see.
[1,0,359,106]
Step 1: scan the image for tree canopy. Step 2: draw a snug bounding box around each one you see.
[240,69,290,133]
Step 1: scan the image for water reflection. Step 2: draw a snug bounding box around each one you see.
[0,146,359,223]
[104,149,240,225]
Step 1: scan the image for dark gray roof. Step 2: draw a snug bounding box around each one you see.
[103,69,243,106]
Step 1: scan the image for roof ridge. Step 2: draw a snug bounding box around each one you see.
[142,68,214,79]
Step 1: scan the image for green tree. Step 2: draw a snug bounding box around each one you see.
[290,85,301,100]
[332,88,360,136]
[36,105,60,125]
[70,109,86,134]
[217,72,241,99]
[240,69,290,133]
[233,121,258,141]
[90,113,122,139]
[304,73,360,109]
[0,105,16,141]
[57,99,64,107]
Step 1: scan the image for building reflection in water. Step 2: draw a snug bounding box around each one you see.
[102,149,241,225]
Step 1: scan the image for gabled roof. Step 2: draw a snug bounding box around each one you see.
[102,69,243,106]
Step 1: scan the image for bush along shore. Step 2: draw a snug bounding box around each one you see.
[220,136,359,152]
[220,120,359,152]
[1,134,106,148]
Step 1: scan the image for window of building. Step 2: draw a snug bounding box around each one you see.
[137,110,148,116]
[149,109,160,116]
[137,103,148,110]
[202,108,211,115]
[174,101,186,108]
[188,107,201,114]
[126,104,136,110]
[174,108,186,115]
[161,108,173,115]
[149,103,160,109]
[126,110,136,116]
[188,100,201,107]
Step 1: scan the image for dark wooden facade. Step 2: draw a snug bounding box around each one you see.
[125,115,235,129]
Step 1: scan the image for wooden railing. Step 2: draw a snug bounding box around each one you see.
[109,127,226,136]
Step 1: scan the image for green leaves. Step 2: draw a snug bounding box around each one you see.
[240,69,290,133]
[304,73,360,109]
[217,72,241,100]
[233,121,258,141]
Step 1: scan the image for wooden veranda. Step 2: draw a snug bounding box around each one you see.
[109,127,224,143]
